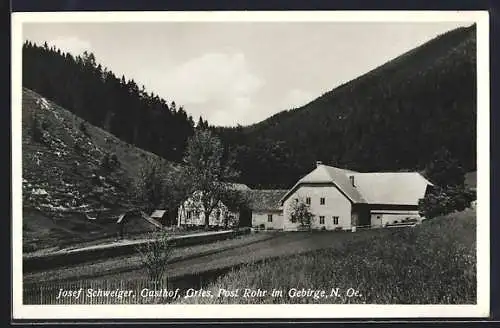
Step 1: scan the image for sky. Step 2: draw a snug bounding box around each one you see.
[22,21,472,126]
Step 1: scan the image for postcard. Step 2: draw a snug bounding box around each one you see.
[11,10,490,320]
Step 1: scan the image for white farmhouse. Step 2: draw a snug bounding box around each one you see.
[177,183,251,228]
[280,161,433,231]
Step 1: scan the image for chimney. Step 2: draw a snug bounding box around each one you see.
[316,161,323,168]
[349,175,355,187]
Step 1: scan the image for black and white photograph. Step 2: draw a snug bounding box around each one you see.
[11,11,489,319]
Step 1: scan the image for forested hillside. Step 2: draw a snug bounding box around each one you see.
[22,23,477,190]
[217,24,477,188]
[23,41,205,162]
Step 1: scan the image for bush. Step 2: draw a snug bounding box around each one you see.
[136,231,172,283]
[419,185,476,220]
[424,148,466,187]
[288,198,314,229]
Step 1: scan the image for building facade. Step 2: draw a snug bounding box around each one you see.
[244,189,287,230]
[279,161,433,231]
[177,183,250,228]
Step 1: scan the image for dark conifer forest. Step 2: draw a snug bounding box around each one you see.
[23,41,196,162]
[217,24,477,188]
[22,23,477,189]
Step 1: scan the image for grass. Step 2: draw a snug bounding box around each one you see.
[93,229,391,283]
[179,209,476,304]
[24,210,476,304]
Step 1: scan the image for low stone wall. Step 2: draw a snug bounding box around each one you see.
[23,227,251,272]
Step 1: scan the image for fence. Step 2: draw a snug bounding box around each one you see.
[23,252,264,305]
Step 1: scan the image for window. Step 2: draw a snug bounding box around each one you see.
[187,211,192,220]
[333,216,339,225]
[320,197,325,205]
[268,214,273,222]
[306,197,311,205]
[319,216,325,224]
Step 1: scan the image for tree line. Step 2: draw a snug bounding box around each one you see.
[217,24,477,188]
[23,41,207,162]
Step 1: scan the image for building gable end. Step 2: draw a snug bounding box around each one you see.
[280,182,355,205]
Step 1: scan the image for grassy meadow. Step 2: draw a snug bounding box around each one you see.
[180,209,476,304]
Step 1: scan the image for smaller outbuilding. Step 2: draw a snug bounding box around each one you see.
[114,210,164,239]
[243,189,288,230]
[150,209,174,226]
[140,211,164,230]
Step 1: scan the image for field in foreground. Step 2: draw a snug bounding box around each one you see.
[23,209,476,304]
[180,209,476,304]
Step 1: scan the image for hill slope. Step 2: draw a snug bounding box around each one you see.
[21,88,173,252]
[219,24,477,188]
[22,42,196,163]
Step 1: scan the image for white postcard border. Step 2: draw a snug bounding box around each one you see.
[11,10,490,320]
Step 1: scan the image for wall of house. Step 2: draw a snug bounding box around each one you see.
[282,185,352,231]
[177,198,239,227]
[370,210,422,228]
[252,211,284,230]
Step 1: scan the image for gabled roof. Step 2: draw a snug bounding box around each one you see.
[280,164,433,206]
[151,210,167,218]
[280,164,365,204]
[140,211,164,229]
[189,183,251,197]
[351,172,433,206]
[243,189,288,211]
